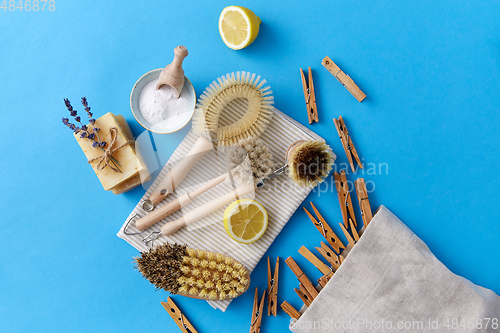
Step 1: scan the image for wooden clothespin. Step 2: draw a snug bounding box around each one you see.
[285,257,319,299]
[321,56,366,102]
[299,283,313,302]
[298,246,333,279]
[300,67,319,124]
[281,301,301,321]
[267,257,279,316]
[304,202,345,253]
[294,287,312,307]
[315,241,341,270]
[333,116,362,172]
[349,218,360,242]
[250,288,266,333]
[334,170,357,228]
[355,178,373,226]
[161,297,198,333]
[317,274,332,288]
[339,222,356,248]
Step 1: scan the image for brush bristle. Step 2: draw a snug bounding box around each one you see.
[229,136,276,185]
[288,140,334,187]
[192,72,274,146]
[135,243,250,300]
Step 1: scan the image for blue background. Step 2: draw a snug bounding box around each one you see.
[1,0,499,332]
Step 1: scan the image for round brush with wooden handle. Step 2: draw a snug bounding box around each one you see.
[159,139,334,237]
[137,136,275,230]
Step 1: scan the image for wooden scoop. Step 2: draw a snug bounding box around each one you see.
[156,45,188,97]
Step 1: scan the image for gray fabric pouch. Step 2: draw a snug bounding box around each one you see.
[290,206,500,333]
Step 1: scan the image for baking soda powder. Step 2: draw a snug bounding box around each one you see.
[138,79,191,131]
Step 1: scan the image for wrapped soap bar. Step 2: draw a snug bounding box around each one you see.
[74,112,150,194]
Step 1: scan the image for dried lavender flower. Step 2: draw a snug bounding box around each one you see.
[62,97,122,173]
[93,127,100,133]
[64,98,73,112]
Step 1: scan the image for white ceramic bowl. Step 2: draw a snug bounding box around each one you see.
[130,68,196,134]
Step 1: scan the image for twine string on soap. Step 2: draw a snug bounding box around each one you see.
[87,127,133,173]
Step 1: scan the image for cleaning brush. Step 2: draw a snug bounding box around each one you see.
[192,72,274,146]
[160,139,336,236]
[133,136,275,231]
[228,136,276,185]
[134,243,250,300]
[287,140,334,187]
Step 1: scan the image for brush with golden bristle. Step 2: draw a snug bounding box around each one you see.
[134,243,250,300]
[192,71,274,146]
[287,140,334,187]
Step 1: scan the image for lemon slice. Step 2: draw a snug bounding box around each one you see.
[223,199,268,244]
[218,6,261,50]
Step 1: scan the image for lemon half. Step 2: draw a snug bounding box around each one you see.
[223,199,268,244]
[218,6,261,50]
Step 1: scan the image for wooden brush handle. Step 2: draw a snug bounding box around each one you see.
[149,136,212,205]
[137,173,228,231]
[136,194,190,231]
[161,184,256,236]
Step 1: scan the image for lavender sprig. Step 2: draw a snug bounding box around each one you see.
[62,97,121,172]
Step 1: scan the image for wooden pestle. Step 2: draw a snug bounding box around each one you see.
[156,45,188,97]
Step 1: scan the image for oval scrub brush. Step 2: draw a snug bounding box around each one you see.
[134,243,250,300]
[192,72,274,146]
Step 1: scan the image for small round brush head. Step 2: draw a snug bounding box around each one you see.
[229,136,276,185]
[134,243,250,301]
[192,72,274,146]
[288,140,334,187]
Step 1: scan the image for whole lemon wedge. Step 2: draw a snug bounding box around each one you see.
[218,6,261,50]
[223,199,268,244]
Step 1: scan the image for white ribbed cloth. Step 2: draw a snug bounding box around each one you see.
[117,100,331,311]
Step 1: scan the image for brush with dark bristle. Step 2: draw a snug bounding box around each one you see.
[134,243,250,300]
[288,140,334,187]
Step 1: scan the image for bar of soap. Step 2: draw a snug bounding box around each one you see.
[74,112,150,193]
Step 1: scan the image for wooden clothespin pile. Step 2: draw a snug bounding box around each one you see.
[280,196,374,322]
[161,297,198,333]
